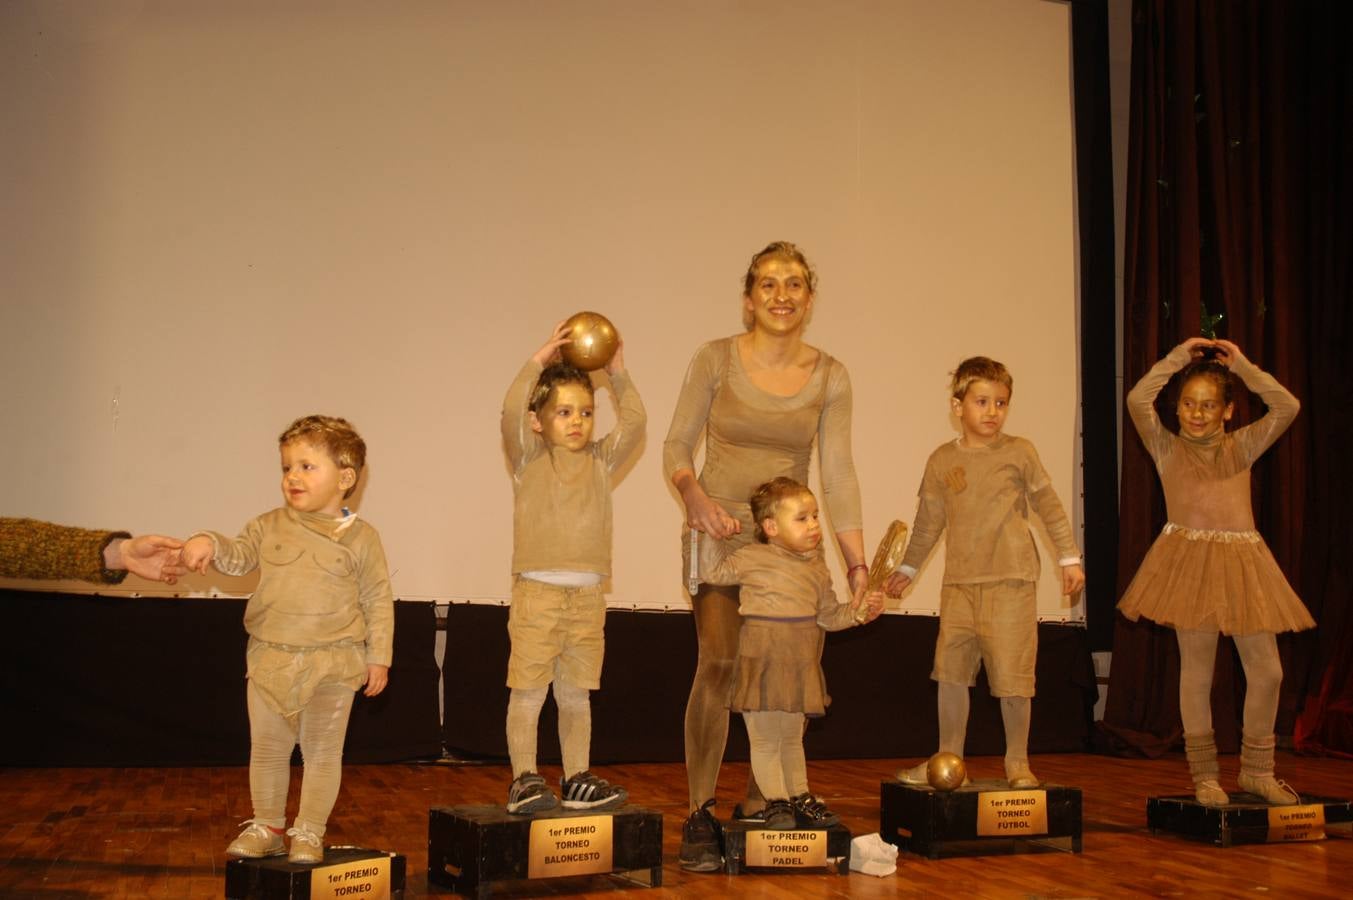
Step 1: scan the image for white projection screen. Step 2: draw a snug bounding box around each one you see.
[0,0,1085,621]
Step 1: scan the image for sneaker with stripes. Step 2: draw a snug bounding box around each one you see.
[559,770,627,810]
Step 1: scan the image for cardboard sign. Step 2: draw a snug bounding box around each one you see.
[977,790,1049,836]
[744,829,828,868]
[311,855,390,900]
[1267,804,1326,842]
[527,815,613,879]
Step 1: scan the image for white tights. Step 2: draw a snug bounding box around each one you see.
[742,710,809,801]
[1176,629,1283,737]
[247,679,355,835]
[506,682,593,779]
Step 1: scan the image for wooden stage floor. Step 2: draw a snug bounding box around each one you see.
[1,751,1350,898]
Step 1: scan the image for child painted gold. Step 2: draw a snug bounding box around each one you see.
[888,357,1084,789]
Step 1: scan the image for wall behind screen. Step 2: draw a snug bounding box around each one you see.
[0,0,1082,618]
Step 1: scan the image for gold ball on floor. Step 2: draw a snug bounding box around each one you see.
[927,751,966,791]
[560,311,619,371]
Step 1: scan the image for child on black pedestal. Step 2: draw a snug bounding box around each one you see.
[887,357,1084,789]
[699,477,885,829]
[182,415,394,865]
[501,321,646,814]
[1117,338,1313,806]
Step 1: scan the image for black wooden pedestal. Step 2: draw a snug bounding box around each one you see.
[225,847,406,899]
[723,821,852,875]
[427,804,662,898]
[1146,793,1353,847]
[879,779,1082,858]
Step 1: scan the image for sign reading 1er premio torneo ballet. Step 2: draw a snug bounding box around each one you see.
[527,814,614,878]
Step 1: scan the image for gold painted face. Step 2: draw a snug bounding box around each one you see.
[951,379,1010,447]
[1177,375,1233,439]
[763,492,822,554]
[279,440,354,517]
[743,257,813,335]
[531,382,595,451]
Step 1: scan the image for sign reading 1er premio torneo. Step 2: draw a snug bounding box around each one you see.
[976,790,1050,836]
[744,829,829,868]
[310,855,391,900]
[1267,804,1325,842]
[527,815,614,879]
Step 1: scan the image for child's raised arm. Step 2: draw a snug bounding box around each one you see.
[1213,339,1301,465]
[502,322,573,470]
[598,338,648,473]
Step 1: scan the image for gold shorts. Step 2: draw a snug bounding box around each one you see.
[506,577,606,690]
[932,580,1037,698]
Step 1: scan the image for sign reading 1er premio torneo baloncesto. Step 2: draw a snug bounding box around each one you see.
[527,815,614,878]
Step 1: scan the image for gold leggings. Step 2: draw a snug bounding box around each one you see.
[684,583,764,812]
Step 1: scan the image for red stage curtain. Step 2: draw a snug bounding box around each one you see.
[1102,0,1352,757]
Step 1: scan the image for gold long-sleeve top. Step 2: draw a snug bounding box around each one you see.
[662,337,862,535]
[501,360,647,576]
[699,537,858,632]
[198,507,394,667]
[899,434,1080,585]
[1126,345,1299,532]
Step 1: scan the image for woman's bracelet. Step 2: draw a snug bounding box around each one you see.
[847,564,868,578]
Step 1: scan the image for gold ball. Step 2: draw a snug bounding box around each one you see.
[559,311,619,372]
[926,751,967,792]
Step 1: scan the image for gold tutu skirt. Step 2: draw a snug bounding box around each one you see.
[1117,524,1315,635]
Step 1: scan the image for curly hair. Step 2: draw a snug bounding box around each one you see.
[278,415,366,499]
[749,476,813,544]
[1177,359,1235,406]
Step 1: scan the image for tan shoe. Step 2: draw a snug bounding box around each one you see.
[286,823,324,864]
[894,761,930,785]
[1193,778,1230,807]
[1238,732,1300,806]
[1005,759,1040,790]
[225,820,285,858]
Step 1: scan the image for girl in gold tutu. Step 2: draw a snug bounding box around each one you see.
[1118,338,1314,806]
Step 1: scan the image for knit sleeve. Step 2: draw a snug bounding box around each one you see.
[817,359,863,533]
[356,527,395,667]
[662,341,723,482]
[899,454,947,574]
[0,517,129,584]
[696,531,741,587]
[1126,345,1193,464]
[195,515,266,577]
[599,369,648,474]
[815,568,856,632]
[502,358,545,474]
[1228,357,1300,467]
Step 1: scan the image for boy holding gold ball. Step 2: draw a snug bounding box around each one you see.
[500,318,646,814]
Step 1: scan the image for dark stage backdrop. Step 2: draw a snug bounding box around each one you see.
[2,592,442,766]
[1103,0,1353,757]
[442,605,1098,764]
[2,590,1097,766]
